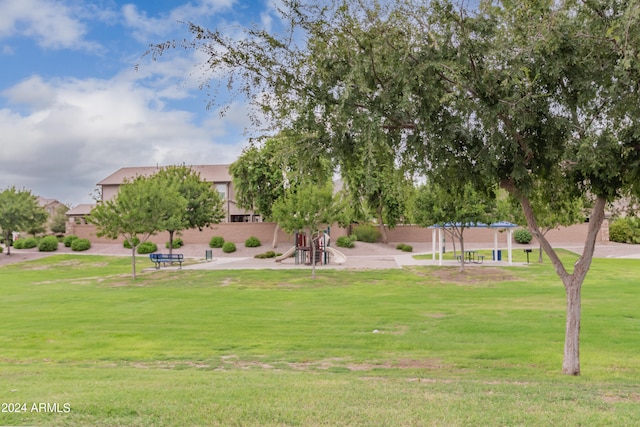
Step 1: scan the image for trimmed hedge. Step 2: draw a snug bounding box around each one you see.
[245,236,261,248]
[336,235,356,248]
[222,242,236,253]
[63,235,79,247]
[514,229,533,244]
[254,251,281,259]
[137,241,158,254]
[166,238,184,249]
[14,237,38,249]
[352,224,381,243]
[609,217,640,244]
[209,236,225,248]
[38,236,59,252]
[71,238,91,251]
[123,237,140,249]
[396,243,413,252]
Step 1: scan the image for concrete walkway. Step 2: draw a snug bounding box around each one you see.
[181,242,640,271]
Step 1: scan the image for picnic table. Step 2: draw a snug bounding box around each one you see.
[457,251,485,264]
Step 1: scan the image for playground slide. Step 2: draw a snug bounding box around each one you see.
[274,246,296,262]
[325,246,347,265]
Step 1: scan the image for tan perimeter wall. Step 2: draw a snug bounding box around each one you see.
[67,221,601,247]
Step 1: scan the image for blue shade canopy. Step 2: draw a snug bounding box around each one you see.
[489,221,518,228]
[429,222,518,229]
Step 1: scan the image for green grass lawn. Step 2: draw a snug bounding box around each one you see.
[1,254,640,426]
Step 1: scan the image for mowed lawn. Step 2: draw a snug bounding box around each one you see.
[1,253,640,426]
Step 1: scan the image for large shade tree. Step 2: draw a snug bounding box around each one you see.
[145,0,640,375]
[229,133,332,247]
[154,165,225,254]
[0,187,48,255]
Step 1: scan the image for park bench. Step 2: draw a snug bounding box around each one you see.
[149,253,184,269]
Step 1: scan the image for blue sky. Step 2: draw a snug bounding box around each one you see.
[0,0,277,205]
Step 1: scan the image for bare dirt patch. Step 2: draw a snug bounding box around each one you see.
[429,267,517,285]
[602,393,640,404]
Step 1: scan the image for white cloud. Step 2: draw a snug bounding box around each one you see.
[122,0,235,43]
[0,0,100,50]
[0,73,249,205]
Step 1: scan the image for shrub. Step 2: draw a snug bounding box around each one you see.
[352,224,382,243]
[71,238,91,251]
[254,251,280,259]
[609,219,631,243]
[63,235,79,247]
[608,218,640,244]
[15,237,38,249]
[514,229,533,244]
[166,238,184,249]
[0,246,3,253]
[209,236,225,248]
[245,236,261,247]
[137,241,158,254]
[222,242,236,253]
[396,243,413,252]
[123,237,140,249]
[39,236,59,252]
[336,235,355,248]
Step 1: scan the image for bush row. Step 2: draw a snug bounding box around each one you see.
[11,235,91,252]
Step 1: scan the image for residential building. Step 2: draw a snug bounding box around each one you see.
[95,165,259,223]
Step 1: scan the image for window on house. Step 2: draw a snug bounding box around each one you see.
[216,184,227,200]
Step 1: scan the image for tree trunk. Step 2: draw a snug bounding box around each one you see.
[563,281,581,375]
[5,233,11,255]
[450,234,457,258]
[168,230,175,257]
[131,246,137,279]
[505,180,607,375]
[272,223,279,248]
[377,205,388,244]
[538,243,544,263]
[458,231,465,273]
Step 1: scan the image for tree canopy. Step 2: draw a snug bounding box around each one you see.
[145,0,640,375]
[88,175,186,278]
[0,187,48,255]
[272,180,338,278]
[154,165,224,254]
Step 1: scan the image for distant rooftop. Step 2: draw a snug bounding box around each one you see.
[97,164,232,185]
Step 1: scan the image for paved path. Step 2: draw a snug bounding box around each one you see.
[182,242,640,271]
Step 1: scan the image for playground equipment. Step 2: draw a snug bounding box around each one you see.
[274,231,347,265]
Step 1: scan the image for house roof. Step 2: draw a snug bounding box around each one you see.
[36,196,62,208]
[97,164,232,186]
[66,204,96,216]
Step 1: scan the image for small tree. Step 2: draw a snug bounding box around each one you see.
[0,187,48,255]
[88,175,186,278]
[230,132,332,247]
[50,204,70,234]
[272,181,338,278]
